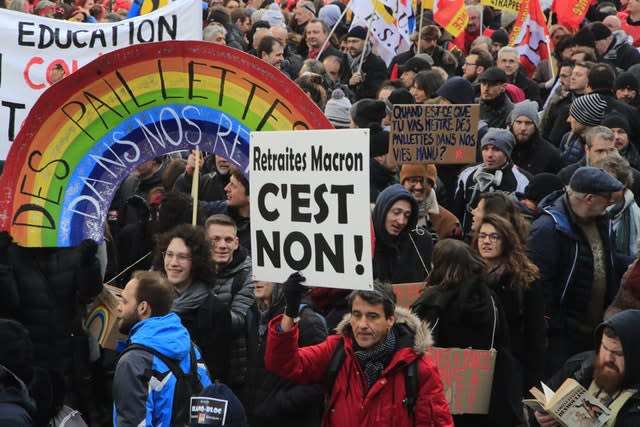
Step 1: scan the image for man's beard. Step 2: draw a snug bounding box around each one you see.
[594,356,625,394]
[118,313,140,335]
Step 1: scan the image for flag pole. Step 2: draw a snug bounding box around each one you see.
[317,0,352,58]
[546,11,555,81]
[416,4,424,54]
[546,37,555,81]
[479,3,483,35]
[358,21,373,73]
[191,148,200,225]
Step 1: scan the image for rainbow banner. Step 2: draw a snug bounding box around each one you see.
[0,0,202,159]
[0,41,332,248]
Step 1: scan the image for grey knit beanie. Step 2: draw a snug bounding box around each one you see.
[510,100,540,127]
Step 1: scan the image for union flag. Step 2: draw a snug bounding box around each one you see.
[510,0,549,78]
[551,0,594,32]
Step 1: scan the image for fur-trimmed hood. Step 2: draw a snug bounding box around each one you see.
[335,306,433,355]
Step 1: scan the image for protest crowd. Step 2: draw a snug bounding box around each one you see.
[5,0,640,425]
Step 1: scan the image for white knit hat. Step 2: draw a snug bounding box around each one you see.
[324,89,352,128]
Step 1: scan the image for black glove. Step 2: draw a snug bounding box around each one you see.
[283,272,308,318]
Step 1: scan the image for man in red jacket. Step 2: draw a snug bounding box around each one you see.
[264,277,453,427]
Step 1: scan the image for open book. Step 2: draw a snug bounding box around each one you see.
[523,378,610,427]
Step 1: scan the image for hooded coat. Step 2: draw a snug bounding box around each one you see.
[264,307,454,427]
[372,185,433,283]
[547,310,640,427]
[0,365,36,427]
[113,313,212,427]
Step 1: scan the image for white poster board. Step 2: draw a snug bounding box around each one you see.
[0,0,202,159]
[250,129,373,290]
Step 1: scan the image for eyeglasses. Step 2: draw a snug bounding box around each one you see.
[162,251,192,263]
[406,177,425,185]
[464,62,477,66]
[478,232,501,242]
[591,193,615,203]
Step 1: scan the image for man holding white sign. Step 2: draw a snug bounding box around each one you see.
[264,279,454,426]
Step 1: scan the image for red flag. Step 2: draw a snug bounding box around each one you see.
[551,0,594,32]
[509,0,549,78]
[427,0,468,38]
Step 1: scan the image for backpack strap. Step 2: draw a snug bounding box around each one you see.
[119,342,199,386]
[324,339,346,408]
[403,358,419,422]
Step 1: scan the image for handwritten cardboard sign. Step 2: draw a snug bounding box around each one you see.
[392,282,425,308]
[429,347,497,414]
[390,104,479,165]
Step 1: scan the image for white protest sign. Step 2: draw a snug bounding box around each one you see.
[250,129,373,290]
[0,0,202,159]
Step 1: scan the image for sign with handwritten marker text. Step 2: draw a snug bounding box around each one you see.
[392,282,425,308]
[429,347,496,414]
[390,104,479,164]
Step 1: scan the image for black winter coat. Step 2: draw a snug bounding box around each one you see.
[487,271,546,391]
[410,277,519,427]
[510,132,565,175]
[527,192,624,374]
[0,235,102,375]
[349,53,388,100]
[478,92,514,129]
[244,287,326,427]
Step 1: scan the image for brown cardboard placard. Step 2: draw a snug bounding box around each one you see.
[390,104,479,164]
[85,284,127,351]
[392,282,425,308]
[429,347,497,414]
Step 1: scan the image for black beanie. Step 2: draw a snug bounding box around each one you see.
[602,113,631,134]
[573,27,596,48]
[369,123,390,157]
[524,172,564,203]
[351,99,386,128]
[490,29,509,46]
[615,72,639,92]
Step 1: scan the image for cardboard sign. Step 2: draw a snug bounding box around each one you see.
[392,282,425,308]
[250,129,373,291]
[85,284,127,351]
[189,397,228,426]
[429,347,497,414]
[0,0,203,160]
[390,104,479,165]
[0,41,331,248]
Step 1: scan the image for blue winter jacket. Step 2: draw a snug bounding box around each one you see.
[113,313,212,427]
[527,191,626,373]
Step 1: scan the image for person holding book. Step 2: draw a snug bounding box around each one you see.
[534,309,640,427]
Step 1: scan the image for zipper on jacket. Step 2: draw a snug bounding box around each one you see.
[560,241,579,304]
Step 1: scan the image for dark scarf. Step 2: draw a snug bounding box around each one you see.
[354,328,397,389]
